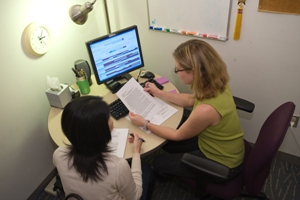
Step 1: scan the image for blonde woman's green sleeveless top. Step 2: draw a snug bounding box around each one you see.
[194,85,244,168]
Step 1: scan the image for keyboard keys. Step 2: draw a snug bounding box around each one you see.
[109,99,129,120]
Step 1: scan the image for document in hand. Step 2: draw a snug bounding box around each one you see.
[116,78,178,126]
[109,128,128,158]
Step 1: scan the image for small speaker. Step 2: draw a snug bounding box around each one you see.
[74,59,93,86]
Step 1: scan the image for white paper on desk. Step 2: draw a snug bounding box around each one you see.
[108,128,128,158]
[116,78,178,126]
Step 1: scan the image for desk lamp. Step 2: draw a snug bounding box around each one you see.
[69,0,97,25]
[69,0,111,34]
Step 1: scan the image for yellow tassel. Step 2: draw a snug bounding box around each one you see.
[233,4,243,40]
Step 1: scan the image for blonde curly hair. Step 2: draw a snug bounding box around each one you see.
[173,39,229,101]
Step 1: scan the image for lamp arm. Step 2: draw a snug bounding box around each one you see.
[103,0,111,34]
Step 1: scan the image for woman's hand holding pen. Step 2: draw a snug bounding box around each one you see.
[144,82,162,97]
[128,132,144,153]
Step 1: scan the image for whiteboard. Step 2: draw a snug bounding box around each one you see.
[147,0,232,41]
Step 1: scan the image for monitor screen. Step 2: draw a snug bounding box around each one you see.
[85,25,144,85]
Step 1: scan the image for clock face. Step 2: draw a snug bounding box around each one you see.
[30,27,50,54]
[22,22,52,56]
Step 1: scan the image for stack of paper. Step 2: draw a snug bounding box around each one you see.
[116,78,178,126]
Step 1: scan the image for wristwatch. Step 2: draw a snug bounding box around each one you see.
[143,120,150,130]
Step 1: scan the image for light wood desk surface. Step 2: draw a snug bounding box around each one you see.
[48,71,183,159]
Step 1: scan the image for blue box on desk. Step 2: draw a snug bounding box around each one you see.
[45,84,72,108]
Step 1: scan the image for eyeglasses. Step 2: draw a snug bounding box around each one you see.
[174,68,186,73]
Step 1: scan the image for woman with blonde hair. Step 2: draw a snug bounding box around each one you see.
[129,39,244,183]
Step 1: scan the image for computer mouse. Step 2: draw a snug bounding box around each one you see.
[140,71,155,79]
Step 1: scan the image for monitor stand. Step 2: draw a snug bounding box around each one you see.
[104,73,133,94]
[113,73,132,81]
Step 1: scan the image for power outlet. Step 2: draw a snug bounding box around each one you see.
[291,115,300,128]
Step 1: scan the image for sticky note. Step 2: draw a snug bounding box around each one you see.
[169,89,177,94]
[155,76,169,84]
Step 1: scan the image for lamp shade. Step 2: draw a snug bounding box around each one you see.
[69,1,96,25]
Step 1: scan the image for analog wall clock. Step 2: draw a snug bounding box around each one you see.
[22,22,52,56]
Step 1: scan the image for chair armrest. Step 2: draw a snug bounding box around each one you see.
[181,153,230,182]
[233,96,255,113]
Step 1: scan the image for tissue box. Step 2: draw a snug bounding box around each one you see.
[45,84,72,108]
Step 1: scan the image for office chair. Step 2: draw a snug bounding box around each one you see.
[180,101,295,200]
[233,96,255,112]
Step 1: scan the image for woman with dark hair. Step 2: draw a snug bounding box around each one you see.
[129,39,244,183]
[53,96,152,200]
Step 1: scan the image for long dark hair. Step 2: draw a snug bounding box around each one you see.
[61,96,112,182]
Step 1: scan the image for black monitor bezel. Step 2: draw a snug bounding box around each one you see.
[85,25,144,85]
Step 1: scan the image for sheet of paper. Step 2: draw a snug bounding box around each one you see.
[108,128,128,158]
[116,78,178,126]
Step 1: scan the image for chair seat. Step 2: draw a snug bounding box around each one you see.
[180,140,252,200]
[181,154,230,182]
[205,140,252,199]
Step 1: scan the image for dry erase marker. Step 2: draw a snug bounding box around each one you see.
[187,31,197,35]
[209,35,227,41]
[149,26,154,29]
[207,35,226,40]
[200,33,216,38]
[181,30,186,34]
[154,27,163,31]
[196,33,204,37]
[170,29,182,33]
[165,28,171,32]
[200,34,218,39]
[207,34,219,39]
[130,133,145,142]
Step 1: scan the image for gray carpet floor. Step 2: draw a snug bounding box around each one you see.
[37,149,300,200]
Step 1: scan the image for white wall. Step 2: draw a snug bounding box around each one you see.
[0,0,299,199]
[106,0,300,156]
[0,0,107,199]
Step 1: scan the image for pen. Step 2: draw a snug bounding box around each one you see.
[130,133,145,142]
[72,68,80,77]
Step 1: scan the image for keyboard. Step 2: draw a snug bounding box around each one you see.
[109,98,129,120]
[109,79,164,120]
[140,78,164,90]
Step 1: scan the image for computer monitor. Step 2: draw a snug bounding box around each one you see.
[85,25,144,87]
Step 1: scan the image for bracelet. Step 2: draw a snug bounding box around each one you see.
[143,120,150,130]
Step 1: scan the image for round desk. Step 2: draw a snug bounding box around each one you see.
[48,73,183,159]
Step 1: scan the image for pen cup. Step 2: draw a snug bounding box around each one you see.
[76,76,90,94]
